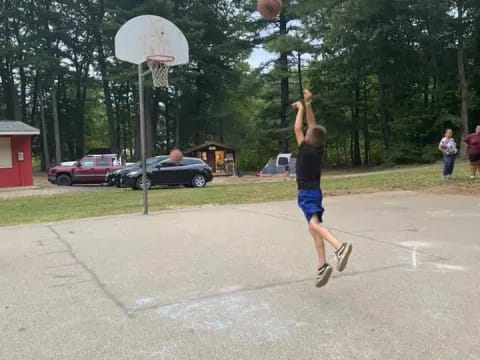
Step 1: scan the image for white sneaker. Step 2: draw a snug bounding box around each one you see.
[335,243,353,272]
[315,264,333,288]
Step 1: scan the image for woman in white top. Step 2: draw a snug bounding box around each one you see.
[438,129,458,179]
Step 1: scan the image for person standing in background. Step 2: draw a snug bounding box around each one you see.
[463,125,480,179]
[438,129,458,180]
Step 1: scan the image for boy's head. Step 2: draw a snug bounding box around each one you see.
[305,125,327,147]
[476,125,480,134]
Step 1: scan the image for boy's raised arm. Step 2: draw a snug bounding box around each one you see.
[292,101,305,145]
[304,89,316,127]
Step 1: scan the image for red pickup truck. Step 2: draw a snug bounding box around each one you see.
[48,156,122,186]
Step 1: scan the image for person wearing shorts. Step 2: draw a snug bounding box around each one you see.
[463,125,480,179]
[292,89,352,289]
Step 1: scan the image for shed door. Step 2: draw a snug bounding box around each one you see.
[207,151,215,172]
[0,138,12,169]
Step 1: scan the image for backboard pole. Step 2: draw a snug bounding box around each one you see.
[138,63,148,215]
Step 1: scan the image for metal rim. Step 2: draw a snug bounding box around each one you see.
[146,54,175,64]
[138,176,151,190]
[193,175,206,187]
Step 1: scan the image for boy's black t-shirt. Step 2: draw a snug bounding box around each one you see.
[296,142,325,190]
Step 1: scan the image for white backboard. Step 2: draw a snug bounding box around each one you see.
[115,15,189,66]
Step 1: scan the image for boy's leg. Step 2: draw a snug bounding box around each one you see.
[309,227,326,266]
[309,215,353,272]
[308,227,332,288]
[309,215,342,250]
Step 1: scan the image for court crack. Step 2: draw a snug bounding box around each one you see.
[46,225,129,315]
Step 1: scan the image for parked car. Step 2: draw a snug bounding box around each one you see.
[48,156,122,186]
[120,157,213,190]
[60,149,132,167]
[106,155,168,187]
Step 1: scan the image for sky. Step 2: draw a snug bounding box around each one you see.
[248,47,275,68]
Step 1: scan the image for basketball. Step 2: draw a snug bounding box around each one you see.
[257,0,282,20]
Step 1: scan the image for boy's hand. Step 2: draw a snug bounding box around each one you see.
[303,89,312,103]
[291,101,304,111]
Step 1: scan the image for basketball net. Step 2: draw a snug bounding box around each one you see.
[147,55,174,88]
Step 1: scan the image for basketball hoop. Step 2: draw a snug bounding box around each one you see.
[147,55,174,88]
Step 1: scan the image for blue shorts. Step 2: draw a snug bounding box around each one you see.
[297,189,324,223]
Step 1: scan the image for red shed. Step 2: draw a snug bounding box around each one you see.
[0,121,40,188]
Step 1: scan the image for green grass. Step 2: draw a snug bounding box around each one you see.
[0,163,478,227]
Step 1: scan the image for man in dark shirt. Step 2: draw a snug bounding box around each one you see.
[463,125,480,179]
[292,89,352,289]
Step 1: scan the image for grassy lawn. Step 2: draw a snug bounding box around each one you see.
[0,163,478,227]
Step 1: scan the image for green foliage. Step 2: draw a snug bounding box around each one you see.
[0,0,479,169]
[421,144,442,164]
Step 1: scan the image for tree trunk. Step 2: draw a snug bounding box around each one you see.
[74,71,86,158]
[175,89,180,149]
[279,11,289,153]
[40,90,50,171]
[456,0,469,157]
[335,139,341,166]
[363,77,370,165]
[122,85,129,154]
[115,93,121,152]
[0,71,16,120]
[458,45,469,157]
[95,34,117,152]
[165,94,170,152]
[12,81,22,122]
[297,52,303,99]
[127,83,134,159]
[352,82,362,166]
[378,73,390,153]
[51,79,61,164]
[144,87,153,157]
[19,66,27,122]
[152,88,160,154]
[31,74,39,127]
[133,83,141,160]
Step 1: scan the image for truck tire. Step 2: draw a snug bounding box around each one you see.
[56,174,72,186]
[135,175,152,190]
[191,174,206,188]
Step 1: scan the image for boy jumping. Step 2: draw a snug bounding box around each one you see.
[292,89,353,288]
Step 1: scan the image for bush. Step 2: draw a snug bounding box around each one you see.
[237,150,269,172]
[386,144,421,165]
[421,144,441,163]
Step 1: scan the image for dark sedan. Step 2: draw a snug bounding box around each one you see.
[106,156,168,187]
[120,157,213,190]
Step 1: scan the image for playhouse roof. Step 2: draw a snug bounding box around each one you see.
[0,121,40,135]
[184,141,235,154]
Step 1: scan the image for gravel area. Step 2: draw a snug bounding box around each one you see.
[0,173,111,199]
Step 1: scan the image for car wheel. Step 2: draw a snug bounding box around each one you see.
[56,174,72,186]
[136,175,152,190]
[191,174,206,188]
